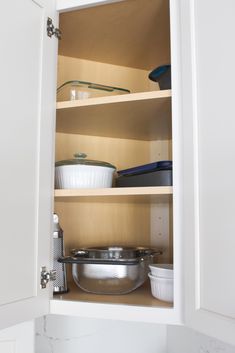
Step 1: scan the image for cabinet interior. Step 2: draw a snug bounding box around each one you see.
[54,0,173,308]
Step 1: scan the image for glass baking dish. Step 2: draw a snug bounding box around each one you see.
[57,80,130,101]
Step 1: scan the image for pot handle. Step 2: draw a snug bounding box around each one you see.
[70,249,88,256]
[58,256,79,264]
[151,250,163,256]
[137,248,162,256]
[139,250,162,262]
[58,256,151,265]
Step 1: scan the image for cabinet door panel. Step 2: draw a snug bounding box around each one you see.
[194,0,235,319]
[0,0,57,329]
[181,0,235,345]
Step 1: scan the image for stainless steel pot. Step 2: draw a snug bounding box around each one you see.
[59,246,162,294]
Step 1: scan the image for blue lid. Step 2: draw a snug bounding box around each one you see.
[148,65,171,82]
[117,161,172,177]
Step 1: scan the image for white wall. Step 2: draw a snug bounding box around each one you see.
[167,325,235,353]
[0,320,34,353]
[35,314,167,353]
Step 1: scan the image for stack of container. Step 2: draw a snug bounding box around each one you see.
[148,264,173,303]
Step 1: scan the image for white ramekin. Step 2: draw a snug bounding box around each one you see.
[55,164,115,189]
[149,264,173,279]
[148,273,173,302]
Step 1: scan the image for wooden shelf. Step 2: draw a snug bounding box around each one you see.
[52,281,173,308]
[56,90,171,109]
[54,186,173,199]
[56,90,172,141]
[50,281,175,323]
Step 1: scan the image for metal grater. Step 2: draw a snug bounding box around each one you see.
[53,214,68,294]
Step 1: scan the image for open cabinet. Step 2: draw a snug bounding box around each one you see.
[1,0,235,349]
[51,0,183,323]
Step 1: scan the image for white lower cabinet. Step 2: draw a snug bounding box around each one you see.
[0,321,34,353]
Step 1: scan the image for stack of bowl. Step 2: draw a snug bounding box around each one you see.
[148,264,173,303]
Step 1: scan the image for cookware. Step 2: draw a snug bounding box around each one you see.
[148,65,171,89]
[59,246,162,294]
[117,161,172,177]
[116,160,172,187]
[55,153,116,189]
[57,80,130,101]
[149,264,173,279]
[148,273,173,302]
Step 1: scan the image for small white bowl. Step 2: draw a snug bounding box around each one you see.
[149,264,173,279]
[148,273,173,302]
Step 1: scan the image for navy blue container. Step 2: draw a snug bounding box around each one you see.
[117,160,172,177]
[148,65,171,89]
[116,170,172,187]
[116,161,172,187]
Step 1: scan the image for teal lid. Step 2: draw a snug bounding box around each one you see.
[55,153,116,169]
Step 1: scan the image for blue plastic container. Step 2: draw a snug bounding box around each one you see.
[148,65,171,89]
[117,160,172,177]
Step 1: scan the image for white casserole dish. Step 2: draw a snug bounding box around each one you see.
[55,153,116,189]
[148,273,173,302]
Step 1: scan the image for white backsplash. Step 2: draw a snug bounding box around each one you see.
[35,315,235,353]
[167,325,235,353]
[35,314,167,353]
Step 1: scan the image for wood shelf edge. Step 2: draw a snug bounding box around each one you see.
[56,90,172,110]
[54,186,173,198]
[52,281,173,308]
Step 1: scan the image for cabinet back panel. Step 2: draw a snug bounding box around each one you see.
[58,0,170,70]
[57,56,159,94]
[55,197,171,283]
[56,132,150,170]
[56,133,171,170]
[55,199,150,250]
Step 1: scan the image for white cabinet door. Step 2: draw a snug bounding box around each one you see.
[180,0,235,346]
[0,0,57,329]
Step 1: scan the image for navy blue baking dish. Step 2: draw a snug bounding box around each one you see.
[117,160,172,177]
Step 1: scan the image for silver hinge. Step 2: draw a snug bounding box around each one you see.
[47,17,62,40]
[40,266,56,289]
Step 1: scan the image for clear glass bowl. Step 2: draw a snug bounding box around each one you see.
[57,80,130,101]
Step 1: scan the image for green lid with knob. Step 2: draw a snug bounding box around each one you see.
[55,153,116,169]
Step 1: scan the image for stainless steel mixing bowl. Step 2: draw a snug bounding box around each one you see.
[59,246,162,294]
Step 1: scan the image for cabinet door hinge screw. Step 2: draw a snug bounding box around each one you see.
[47,17,62,40]
[40,266,56,289]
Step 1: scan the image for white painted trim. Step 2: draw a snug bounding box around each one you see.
[50,300,181,324]
[190,0,201,312]
[57,0,123,13]
[169,0,184,324]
